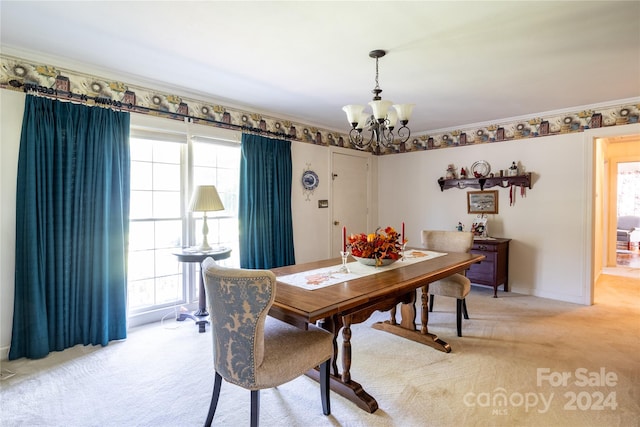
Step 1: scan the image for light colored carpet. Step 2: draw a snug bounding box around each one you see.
[1,273,639,427]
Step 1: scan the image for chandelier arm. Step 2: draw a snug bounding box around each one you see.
[363,129,376,149]
[349,128,374,151]
[348,127,364,145]
[396,124,411,144]
[379,125,396,147]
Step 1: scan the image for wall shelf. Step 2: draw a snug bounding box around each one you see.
[437,173,532,191]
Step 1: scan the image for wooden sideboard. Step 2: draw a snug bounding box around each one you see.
[466,238,510,298]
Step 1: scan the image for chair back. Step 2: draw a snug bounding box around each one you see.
[421,230,474,253]
[201,257,276,389]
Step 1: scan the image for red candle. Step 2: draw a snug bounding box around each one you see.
[342,226,347,252]
[402,222,405,244]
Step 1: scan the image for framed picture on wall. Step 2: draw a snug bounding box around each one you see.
[467,190,499,214]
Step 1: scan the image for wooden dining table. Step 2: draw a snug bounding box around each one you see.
[269,251,484,413]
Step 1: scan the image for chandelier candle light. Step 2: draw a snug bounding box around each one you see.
[189,185,225,251]
[343,49,414,151]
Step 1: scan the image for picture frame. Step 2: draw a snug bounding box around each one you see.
[467,190,499,214]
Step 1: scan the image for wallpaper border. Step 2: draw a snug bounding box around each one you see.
[1,54,638,155]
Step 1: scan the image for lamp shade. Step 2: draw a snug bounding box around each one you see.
[386,108,398,129]
[393,103,415,122]
[342,104,365,126]
[189,185,224,212]
[356,112,369,130]
[369,100,393,121]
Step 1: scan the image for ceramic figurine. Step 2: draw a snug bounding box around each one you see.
[445,164,457,179]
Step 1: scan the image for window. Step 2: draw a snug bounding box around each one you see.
[127,117,240,322]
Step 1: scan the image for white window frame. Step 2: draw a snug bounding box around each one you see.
[128,115,241,327]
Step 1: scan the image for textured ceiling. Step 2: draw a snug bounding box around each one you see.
[1,1,639,135]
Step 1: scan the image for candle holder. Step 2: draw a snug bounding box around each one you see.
[401,243,407,261]
[339,250,350,273]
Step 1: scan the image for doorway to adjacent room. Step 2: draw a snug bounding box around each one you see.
[615,161,640,267]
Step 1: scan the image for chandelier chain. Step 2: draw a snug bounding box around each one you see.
[374,57,380,93]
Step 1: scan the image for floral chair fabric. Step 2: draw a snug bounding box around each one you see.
[201,257,333,426]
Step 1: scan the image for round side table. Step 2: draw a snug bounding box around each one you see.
[173,247,232,332]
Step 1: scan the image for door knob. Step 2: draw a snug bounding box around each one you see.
[334,221,340,225]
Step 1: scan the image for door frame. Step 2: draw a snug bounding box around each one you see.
[585,123,640,305]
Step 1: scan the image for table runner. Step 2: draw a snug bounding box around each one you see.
[277,250,447,290]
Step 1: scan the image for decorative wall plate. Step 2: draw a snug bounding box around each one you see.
[302,170,319,191]
[471,160,491,178]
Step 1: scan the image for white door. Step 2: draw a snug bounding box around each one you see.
[331,152,370,258]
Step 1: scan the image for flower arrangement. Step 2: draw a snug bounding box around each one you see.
[348,226,405,266]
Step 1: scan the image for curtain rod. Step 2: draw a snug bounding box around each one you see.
[8,79,294,140]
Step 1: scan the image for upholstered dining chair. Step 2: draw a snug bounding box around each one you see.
[201,257,334,427]
[421,230,474,337]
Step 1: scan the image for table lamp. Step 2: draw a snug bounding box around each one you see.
[189,185,225,251]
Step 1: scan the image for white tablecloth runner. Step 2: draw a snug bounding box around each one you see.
[277,250,447,290]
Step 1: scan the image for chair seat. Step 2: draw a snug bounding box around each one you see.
[429,273,470,299]
[253,317,334,390]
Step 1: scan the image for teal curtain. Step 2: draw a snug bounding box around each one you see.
[239,134,295,269]
[9,95,130,360]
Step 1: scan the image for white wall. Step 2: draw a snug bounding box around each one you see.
[0,90,24,359]
[378,125,640,304]
[290,142,378,263]
[290,141,331,263]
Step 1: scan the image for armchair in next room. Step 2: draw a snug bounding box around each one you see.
[617,216,640,251]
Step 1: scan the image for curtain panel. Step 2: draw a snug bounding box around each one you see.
[9,95,130,360]
[238,134,295,269]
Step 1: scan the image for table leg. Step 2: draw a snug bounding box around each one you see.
[341,317,352,383]
[372,288,451,353]
[308,290,442,414]
[194,263,209,316]
[176,261,209,333]
[307,314,378,413]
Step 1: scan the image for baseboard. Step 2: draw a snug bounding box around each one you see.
[128,302,198,329]
[0,303,200,361]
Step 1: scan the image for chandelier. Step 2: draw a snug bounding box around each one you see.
[342,49,414,151]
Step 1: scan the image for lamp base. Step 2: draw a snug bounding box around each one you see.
[198,242,212,251]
